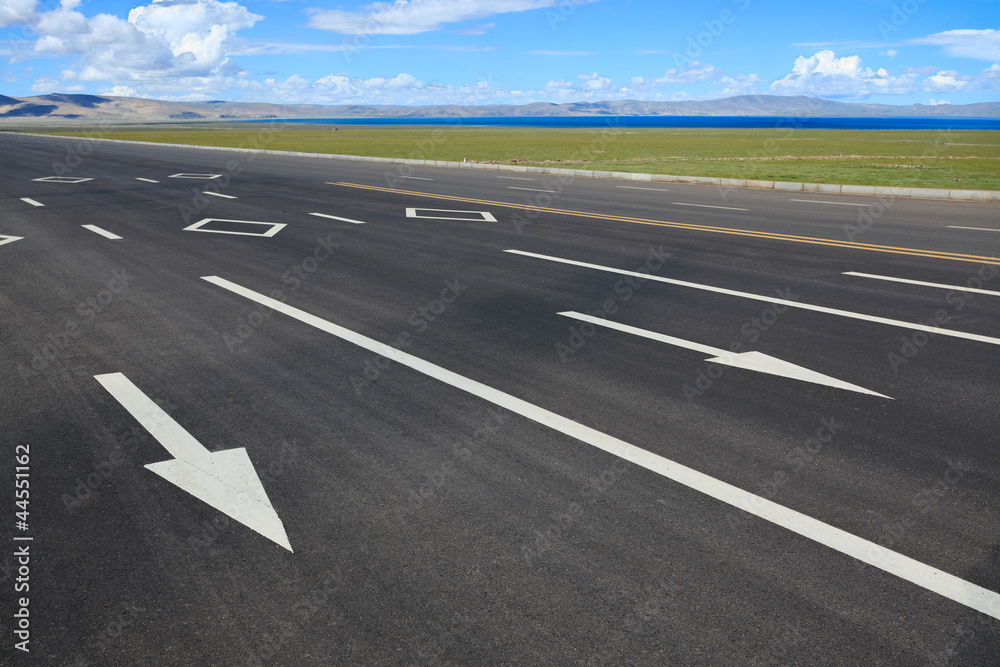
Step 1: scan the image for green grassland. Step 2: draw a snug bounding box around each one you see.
[31,123,1000,190]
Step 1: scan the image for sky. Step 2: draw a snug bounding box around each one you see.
[0,0,998,107]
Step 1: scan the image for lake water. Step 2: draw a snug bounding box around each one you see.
[267,116,1000,131]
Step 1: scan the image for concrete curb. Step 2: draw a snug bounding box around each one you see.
[6,131,998,203]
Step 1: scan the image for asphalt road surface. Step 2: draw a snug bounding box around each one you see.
[1,130,999,666]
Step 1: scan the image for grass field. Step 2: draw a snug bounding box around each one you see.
[30,123,1000,190]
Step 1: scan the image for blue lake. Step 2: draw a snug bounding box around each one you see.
[266,116,1000,131]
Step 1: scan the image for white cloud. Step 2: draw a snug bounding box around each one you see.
[100,84,140,97]
[923,70,967,92]
[928,98,950,105]
[713,73,762,97]
[0,0,37,27]
[306,0,596,35]
[24,0,261,93]
[654,61,722,84]
[577,72,613,91]
[911,29,1000,61]
[770,50,916,98]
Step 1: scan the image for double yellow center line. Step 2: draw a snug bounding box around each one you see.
[329,182,1000,267]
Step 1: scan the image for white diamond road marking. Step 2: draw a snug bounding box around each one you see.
[183,218,286,237]
[31,176,93,183]
[405,208,497,222]
[169,173,222,179]
[0,235,24,246]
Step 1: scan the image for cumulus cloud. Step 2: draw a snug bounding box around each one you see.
[923,70,967,92]
[713,73,762,97]
[911,29,1000,61]
[100,84,140,97]
[770,50,916,98]
[306,0,596,35]
[24,0,261,91]
[0,0,37,27]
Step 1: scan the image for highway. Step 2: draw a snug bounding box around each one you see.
[1,130,998,665]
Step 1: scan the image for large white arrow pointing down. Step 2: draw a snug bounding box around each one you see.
[558,312,891,399]
[94,372,292,551]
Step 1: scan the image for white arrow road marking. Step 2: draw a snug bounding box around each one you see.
[505,250,1000,347]
[202,275,1000,621]
[94,372,292,551]
[558,311,890,398]
[0,235,24,246]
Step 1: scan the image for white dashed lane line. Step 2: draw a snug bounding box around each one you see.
[81,225,123,240]
[789,199,870,206]
[845,271,1000,296]
[309,212,366,224]
[673,202,748,211]
[948,226,1000,233]
[20,198,44,207]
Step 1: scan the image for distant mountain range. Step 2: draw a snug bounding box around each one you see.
[1,92,998,122]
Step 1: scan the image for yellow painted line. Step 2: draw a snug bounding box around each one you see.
[329,182,1000,267]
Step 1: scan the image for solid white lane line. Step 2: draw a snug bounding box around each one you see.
[557,311,889,398]
[948,226,1000,233]
[618,186,668,192]
[398,176,433,180]
[509,187,560,193]
[844,271,1000,296]
[673,202,748,211]
[81,225,122,240]
[498,176,535,181]
[790,199,869,206]
[204,191,237,199]
[135,177,159,183]
[309,212,366,224]
[201,275,1000,621]
[504,250,1000,347]
[21,198,44,207]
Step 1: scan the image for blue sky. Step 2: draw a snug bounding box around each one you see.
[0,0,997,106]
